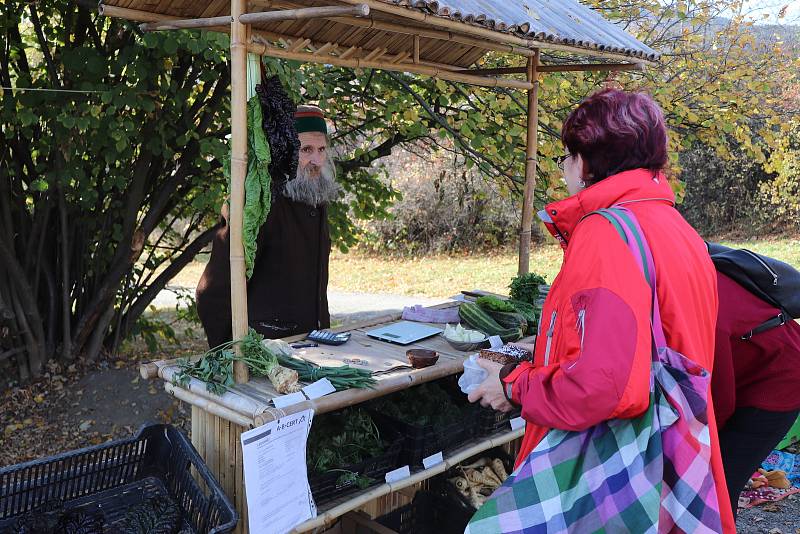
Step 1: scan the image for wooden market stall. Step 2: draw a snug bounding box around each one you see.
[99,0,659,531]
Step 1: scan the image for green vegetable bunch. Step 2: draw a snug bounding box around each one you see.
[175,329,279,395]
[275,354,376,391]
[476,296,516,313]
[509,272,547,305]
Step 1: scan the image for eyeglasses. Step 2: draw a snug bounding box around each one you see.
[556,154,571,171]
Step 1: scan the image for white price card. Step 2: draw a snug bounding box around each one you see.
[510,416,526,431]
[489,335,504,349]
[241,409,316,534]
[302,378,336,400]
[385,465,411,483]
[422,452,444,469]
[273,391,306,408]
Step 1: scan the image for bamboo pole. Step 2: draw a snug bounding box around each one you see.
[247,40,534,90]
[165,382,254,427]
[140,15,232,31]
[518,50,540,276]
[239,4,369,24]
[230,0,250,384]
[98,4,180,23]
[463,62,645,76]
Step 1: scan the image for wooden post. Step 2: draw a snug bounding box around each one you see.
[230,0,250,384]
[518,49,540,276]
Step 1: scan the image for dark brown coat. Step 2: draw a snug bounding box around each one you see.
[196,193,331,347]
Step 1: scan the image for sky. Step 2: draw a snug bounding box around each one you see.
[741,1,800,25]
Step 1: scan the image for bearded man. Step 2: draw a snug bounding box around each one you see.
[196,105,340,347]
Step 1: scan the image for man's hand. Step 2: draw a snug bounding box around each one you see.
[467,358,515,413]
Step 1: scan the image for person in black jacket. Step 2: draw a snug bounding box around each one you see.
[196,96,340,347]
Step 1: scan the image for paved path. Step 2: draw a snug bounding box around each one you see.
[152,286,450,324]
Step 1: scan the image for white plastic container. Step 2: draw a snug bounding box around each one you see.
[458,354,488,394]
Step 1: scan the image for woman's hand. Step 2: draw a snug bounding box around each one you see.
[467,358,515,413]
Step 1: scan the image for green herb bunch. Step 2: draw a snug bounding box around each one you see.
[307,409,385,475]
[374,382,467,427]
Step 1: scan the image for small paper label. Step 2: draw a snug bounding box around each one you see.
[422,452,444,469]
[302,378,336,400]
[272,391,306,408]
[384,465,411,483]
[510,416,526,431]
[489,335,504,349]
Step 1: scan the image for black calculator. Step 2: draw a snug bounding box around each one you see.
[307,330,351,346]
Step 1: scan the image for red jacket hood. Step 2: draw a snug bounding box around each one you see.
[539,169,675,249]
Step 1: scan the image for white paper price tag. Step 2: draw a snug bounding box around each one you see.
[510,416,526,431]
[384,465,411,483]
[489,335,504,349]
[422,451,444,469]
[302,378,336,400]
[272,391,306,409]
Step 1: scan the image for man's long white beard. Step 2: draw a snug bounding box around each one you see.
[283,156,341,207]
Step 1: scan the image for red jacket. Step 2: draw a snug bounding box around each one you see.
[712,272,800,428]
[504,168,735,532]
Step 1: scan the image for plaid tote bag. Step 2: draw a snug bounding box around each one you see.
[466,207,722,534]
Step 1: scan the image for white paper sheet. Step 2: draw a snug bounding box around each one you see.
[273,391,306,408]
[241,409,316,534]
[510,416,526,431]
[422,451,444,469]
[302,378,336,399]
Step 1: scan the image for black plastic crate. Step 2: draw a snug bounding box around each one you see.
[0,424,237,533]
[376,502,414,534]
[376,490,473,534]
[475,406,521,437]
[370,407,474,468]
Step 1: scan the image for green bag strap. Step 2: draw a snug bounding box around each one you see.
[588,208,652,288]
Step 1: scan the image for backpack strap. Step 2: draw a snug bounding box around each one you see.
[742,313,787,340]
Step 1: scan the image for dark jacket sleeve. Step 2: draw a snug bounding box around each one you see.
[196,216,233,348]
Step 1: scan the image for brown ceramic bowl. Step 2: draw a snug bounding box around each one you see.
[406,349,439,369]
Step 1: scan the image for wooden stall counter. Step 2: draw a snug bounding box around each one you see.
[141,300,528,533]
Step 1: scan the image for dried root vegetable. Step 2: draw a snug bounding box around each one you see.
[491,458,508,480]
[266,365,301,394]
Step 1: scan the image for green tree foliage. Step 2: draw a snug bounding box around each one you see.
[1,0,796,380]
[1,0,231,378]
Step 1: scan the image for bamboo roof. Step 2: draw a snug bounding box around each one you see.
[99,0,659,68]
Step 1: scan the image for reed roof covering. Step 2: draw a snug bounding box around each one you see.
[99,0,658,68]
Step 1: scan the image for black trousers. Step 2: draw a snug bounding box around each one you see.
[718,407,799,517]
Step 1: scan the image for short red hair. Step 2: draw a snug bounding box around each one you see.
[562,88,668,184]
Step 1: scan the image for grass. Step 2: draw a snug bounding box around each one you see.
[168,237,799,300]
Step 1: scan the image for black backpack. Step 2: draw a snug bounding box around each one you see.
[707,242,800,339]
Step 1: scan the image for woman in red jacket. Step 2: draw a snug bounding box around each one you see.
[468,88,736,532]
[712,272,800,514]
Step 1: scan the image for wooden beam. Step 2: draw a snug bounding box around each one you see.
[230,0,249,384]
[248,39,533,90]
[239,4,369,24]
[519,50,540,276]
